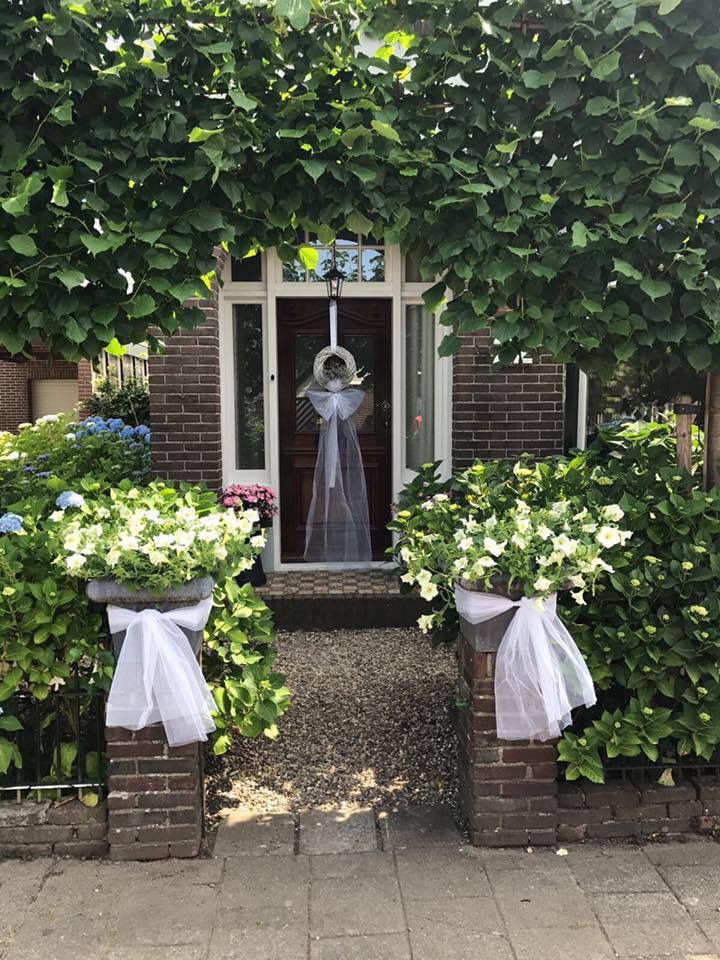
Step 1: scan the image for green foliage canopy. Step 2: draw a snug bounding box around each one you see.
[2,0,720,381]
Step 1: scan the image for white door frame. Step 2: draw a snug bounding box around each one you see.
[219,246,451,572]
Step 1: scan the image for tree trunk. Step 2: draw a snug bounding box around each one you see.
[675,394,693,475]
[703,372,720,490]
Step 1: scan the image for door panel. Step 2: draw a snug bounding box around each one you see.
[278,298,392,562]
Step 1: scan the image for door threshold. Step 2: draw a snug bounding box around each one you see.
[274,561,397,572]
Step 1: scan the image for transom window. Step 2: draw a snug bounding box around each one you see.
[282,230,386,283]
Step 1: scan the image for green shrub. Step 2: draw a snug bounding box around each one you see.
[86,377,150,427]
[392,422,720,781]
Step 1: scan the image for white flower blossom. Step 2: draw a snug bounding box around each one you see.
[483,536,506,557]
[533,575,553,593]
[66,553,87,572]
[602,504,625,522]
[596,526,622,549]
[418,613,436,634]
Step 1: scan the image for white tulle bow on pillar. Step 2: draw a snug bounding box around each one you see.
[304,384,372,563]
[105,598,216,746]
[455,586,596,741]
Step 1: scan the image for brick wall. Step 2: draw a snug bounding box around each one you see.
[0,360,31,431]
[106,725,204,861]
[558,779,720,841]
[148,252,226,489]
[0,799,107,859]
[452,330,565,469]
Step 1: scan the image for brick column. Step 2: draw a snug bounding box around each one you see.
[0,360,31,431]
[457,611,559,847]
[106,725,203,861]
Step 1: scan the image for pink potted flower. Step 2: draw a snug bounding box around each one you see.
[221,483,278,528]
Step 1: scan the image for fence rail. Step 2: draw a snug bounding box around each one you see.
[0,668,106,802]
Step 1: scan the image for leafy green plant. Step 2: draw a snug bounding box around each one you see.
[86,378,150,427]
[394,421,720,780]
[204,577,290,753]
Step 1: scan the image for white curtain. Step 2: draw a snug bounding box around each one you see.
[455,586,596,741]
[304,384,372,563]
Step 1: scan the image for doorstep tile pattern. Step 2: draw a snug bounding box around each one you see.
[2,820,719,960]
[256,569,403,598]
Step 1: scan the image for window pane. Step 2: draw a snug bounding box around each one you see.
[282,259,306,281]
[361,248,385,282]
[405,305,435,470]
[310,247,359,282]
[295,333,325,432]
[231,254,262,282]
[234,304,265,469]
[345,334,375,432]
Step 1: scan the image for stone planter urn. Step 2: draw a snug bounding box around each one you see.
[86,575,215,657]
[456,575,523,653]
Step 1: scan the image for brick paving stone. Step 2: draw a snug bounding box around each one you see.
[592,891,714,956]
[567,846,668,894]
[395,847,492,900]
[219,854,310,912]
[405,898,511,960]
[310,852,396,880]
[213,810,295,857]
[257,571,403,600]
[508,925,615,960]
[310,877,405,938]
[0,858,53,945]
[299,808,378,855]
[207,922,308,960]
[658,864,720,918]
[378,804,461,849]
[494,886,597,930]
[310,933,411,960]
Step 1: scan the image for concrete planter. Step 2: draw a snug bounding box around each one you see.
[86,575,215,657]
[457,575,523,654]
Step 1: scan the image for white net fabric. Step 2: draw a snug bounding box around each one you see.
[455,587,596,741]
[105,598,216,746]
[304,385,372,563]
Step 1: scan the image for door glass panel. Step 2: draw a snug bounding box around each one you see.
[295,333,325,431]
[345,334,375,432]
[234,304,265,469]
[405,305,435,470]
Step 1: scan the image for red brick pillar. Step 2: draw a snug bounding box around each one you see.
[457,618,559,847]
[0,359,30,432]
[106,725,203,861]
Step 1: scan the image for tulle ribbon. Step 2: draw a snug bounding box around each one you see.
[455,586,596,741]
[105,598,216,747]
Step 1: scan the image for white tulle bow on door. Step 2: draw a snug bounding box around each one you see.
[304,385,371,563]
[455,586,596,741]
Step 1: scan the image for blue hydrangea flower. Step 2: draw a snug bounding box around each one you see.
[107,418,125,432]
[0,513,23,534]
[56,491,85,510]
[120,425,135,440]
[36,453,49,462]
[136,425,150,438]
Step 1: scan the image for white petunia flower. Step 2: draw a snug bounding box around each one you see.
[401,571,415,584]
[418,613,436,634]
[66,553,87,572]
[419,580,438,601]
[536,524,553,541]
[553,533,578,557]
[596,526,622,549]
[483,536,506,557]
[602,504,625,522]
[533,575,553,593]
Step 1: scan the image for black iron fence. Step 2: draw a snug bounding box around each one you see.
[595,755,720,785]
[0,668,106,802]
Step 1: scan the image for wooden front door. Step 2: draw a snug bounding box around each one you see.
[278,298,392,563]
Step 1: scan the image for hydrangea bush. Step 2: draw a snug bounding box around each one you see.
[221,483,278,525]
[393,423,720,782]
[0,415,287,779]
[50,481,264,591]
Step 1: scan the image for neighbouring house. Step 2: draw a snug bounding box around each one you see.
[0,344,149,433]
[149,240,609,572]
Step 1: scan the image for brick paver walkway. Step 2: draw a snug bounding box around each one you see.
[256,569,402,598]
[2,804,719,959]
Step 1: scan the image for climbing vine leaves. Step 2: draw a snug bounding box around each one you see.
[1,0,720,382]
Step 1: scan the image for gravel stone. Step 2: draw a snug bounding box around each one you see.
[206,628,458,817]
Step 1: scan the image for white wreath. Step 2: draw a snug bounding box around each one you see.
[313,346,357,389]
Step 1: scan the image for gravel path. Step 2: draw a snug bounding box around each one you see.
[206,628,458,817]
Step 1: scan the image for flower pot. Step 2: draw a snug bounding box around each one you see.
[237,553,267,588]
[456,576,523,653]
[86,575,215,657]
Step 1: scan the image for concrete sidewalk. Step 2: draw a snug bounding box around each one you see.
[1,806,719,960]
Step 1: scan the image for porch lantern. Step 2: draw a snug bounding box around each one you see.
[324,259,344,303]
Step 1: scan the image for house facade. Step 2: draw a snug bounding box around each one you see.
[149,242,569,572]
[0,350,94,433]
